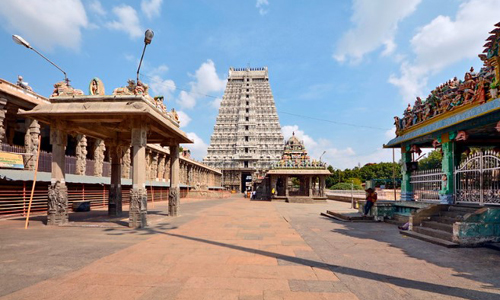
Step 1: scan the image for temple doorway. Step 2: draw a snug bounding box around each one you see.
[241,172,252,193]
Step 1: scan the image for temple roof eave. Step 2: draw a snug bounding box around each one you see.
[19,95,193,145]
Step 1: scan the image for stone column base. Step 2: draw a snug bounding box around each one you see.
[169,187,180,216]
[47,182,68,225]
[439,194,454,204]
[400,191,414,201]
[129,188,147,228]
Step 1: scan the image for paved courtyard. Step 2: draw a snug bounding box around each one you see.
[1,196,499,300]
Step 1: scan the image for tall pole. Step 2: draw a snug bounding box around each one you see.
[393,148,397,201]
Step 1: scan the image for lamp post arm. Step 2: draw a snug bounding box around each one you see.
[29,47,68,83]
[137,43,148,83]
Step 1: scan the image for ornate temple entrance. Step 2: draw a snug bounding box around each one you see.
[455,150,500,205]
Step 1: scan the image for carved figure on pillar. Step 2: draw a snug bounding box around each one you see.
[0,98,7,143]
[75,134,87,175]
[93,139,105,177]
[24,119,40,170]
[158,155,165,181]
[169,144,180,216]
[168,187,179,216]
[151,152,158,181]
[121,146,131,178]
[47,181,68,225]
[129,188,147,228]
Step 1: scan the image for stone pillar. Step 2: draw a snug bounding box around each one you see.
[108,143,123,216]
[308,176,313,197]
[47,125,68,225]
[165,155,170,181]
[400,148,414,201]
[121,146,131,179]
[319,175,326,197]
[440,138,457,204]
[94,139,105,177]
[285,176,289,197]
[169,144,180,216]
[130,125,148,228]
[158,154,165,181]
[75,134,87,175]
[0,98,6,143]
[24,118,40,170]
[151,152,158,181]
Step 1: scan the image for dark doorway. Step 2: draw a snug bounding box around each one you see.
[241,172,252,193]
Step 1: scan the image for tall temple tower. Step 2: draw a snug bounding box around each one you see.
[203,67,284,192]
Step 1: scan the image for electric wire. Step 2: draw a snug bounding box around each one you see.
[139,72,391,131]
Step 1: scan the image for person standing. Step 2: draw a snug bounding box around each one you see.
[363,188,377,216]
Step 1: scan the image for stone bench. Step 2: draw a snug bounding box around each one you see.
[72,200,91,212]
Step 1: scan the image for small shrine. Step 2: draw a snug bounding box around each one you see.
[20,78,191,228]
[255,133,330,202]
[383,21,500,246]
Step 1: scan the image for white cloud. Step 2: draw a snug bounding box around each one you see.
[185,132,208,160]
[256,0,269,16]
[385,127,396,141]
[210,97,222,110]
[389,0,500,101]
[177,60,226,109]
[334,0,421,64]
[147,64,176,98]
[0,0,88,51]
[106,5,142,39]
[89,0,106,16]
[282,125,399,169]
[141,0,163,19]
[177,111,191,128]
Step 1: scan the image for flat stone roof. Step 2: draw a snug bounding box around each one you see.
[19,95,192,145]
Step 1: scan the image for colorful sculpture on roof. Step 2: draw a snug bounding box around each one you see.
[51,80,84,97]
[272,132,326,169]
[112,79,180,126]
[394,22,500,136]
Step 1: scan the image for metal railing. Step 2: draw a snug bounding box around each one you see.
[410,169,443,202]
[0,183,172,219]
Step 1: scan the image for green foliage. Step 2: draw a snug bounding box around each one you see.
[346,177,363,186]
[325,162,401,188]
[330,182,364,190]
[418,150,442,170]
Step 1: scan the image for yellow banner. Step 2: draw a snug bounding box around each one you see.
[0,151,25,169]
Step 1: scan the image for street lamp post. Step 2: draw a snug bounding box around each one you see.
[12,34,69,84]
[136,29,154,84]
[319,151,326,163]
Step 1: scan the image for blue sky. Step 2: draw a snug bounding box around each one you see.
[1,0,499,169]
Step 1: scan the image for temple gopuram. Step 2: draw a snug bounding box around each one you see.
[383,22,500,246]
[255,133,330,203]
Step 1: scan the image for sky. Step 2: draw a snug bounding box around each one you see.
[1,0,499,169]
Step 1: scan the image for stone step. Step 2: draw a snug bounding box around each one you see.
[440,210,466,219]
[448,205,478,213]
[287,198,314,204]
[400,230,459,248]
[421,220,453,233]
[430,215,458,225]
[321,211,373,222]
[413,226,453,241]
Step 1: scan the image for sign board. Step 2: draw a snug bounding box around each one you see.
[0,152,24,169]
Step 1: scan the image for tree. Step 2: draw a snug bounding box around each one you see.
[418,150,442,170]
